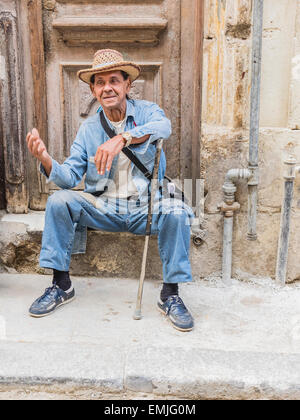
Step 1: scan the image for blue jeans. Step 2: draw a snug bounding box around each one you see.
[40,190,193,284]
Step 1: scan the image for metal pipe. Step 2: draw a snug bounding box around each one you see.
[220,169,251,284]
[222,216,234,285]
[275,156,297,285]
[247,0,264,241]
[219,0,264,282]
[247,166,259,241]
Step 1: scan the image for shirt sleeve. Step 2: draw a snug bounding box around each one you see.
[127,102,172,155]
[40,125,88,189]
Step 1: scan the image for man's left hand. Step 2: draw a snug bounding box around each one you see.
[94,135,125,175]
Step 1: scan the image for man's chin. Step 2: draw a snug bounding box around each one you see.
[101,98,119,109]
[101,102,120,111]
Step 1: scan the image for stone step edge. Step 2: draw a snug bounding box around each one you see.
[0,341,300,399]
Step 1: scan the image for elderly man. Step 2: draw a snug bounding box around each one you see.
[26,49,194,332]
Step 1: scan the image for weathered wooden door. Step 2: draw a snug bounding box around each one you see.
[1,0,203,211]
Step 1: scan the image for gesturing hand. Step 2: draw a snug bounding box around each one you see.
[95,134,125,175]
[26,128,49,161]
[26,128,52,176]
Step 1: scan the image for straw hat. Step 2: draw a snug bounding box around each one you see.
[77,49,141,84]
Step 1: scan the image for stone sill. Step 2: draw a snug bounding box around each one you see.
[0,211,154,237]
[0,211,45,233]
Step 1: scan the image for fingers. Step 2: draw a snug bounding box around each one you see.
[106,155,114,173]
[26,129,45,159]
[100,151,108,175]
[27,134,38,154]
[95,136,124,175]
[95,148,107,175]
[26,133,37,154]
[94,148,102,174]
[97,152,108,175]
[32,128,40,138]
[95,149,113,175]
[31,138,42,156]
[36,139,46,156]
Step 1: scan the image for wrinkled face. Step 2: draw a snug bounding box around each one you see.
[90,70,131,110]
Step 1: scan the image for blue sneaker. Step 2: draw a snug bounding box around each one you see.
[157,295,194,332]
[29,285,75,318]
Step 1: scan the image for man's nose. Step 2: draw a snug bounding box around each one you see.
[103,82,113,91]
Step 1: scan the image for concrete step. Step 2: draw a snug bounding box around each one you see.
[0,211,208,279]
[0,273,300,399]
[0,211,163,278]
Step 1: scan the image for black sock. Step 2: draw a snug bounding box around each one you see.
[160,283,178,302]
[53,269,72,291]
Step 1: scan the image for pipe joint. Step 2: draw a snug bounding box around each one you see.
[283,155,297,180]
[222,180,237,200]
[247,166,259,186]
[225,168,252,184]
[192,228,208,246]
[222,168,251,205]
[219,201,240,217]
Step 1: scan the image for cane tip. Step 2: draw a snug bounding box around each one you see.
[133,309,142,320]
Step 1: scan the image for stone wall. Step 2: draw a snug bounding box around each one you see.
[200,0,300,282]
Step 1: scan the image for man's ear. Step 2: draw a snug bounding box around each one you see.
[90,83,96,96]
[126,80,132,94]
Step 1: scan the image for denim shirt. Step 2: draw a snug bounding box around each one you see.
[41,99,173,253]
[42,99,172,198]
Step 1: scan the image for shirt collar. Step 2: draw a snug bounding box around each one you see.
[126,99,135,119]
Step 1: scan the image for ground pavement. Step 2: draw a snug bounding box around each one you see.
[0,273,300,399]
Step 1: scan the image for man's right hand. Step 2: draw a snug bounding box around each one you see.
[26,128,52,176]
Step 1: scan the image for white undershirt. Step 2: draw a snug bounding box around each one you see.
[102,117,138,199]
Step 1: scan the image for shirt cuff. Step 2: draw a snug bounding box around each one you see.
[39,158,56,183]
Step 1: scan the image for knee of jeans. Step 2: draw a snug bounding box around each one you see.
[165,209,189,224]
[47,190,75,211]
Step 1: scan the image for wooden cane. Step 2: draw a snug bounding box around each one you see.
[133,139,164,320]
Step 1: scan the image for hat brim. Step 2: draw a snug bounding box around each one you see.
[77,62,141,84]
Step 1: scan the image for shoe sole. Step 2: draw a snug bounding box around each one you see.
[29,296,76,318]
[157,305,194,332]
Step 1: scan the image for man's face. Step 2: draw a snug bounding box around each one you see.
[90,71,131,110]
